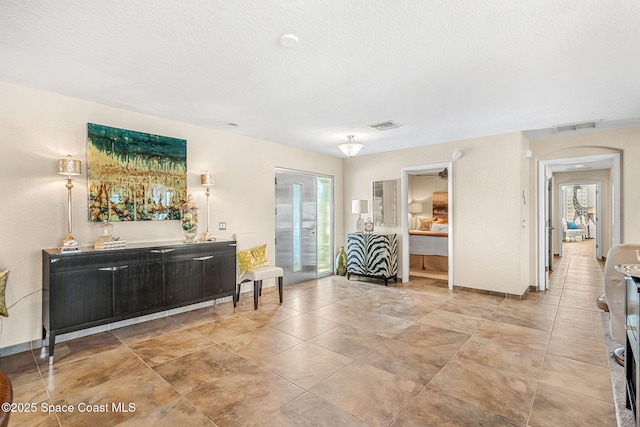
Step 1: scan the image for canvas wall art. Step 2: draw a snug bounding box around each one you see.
[432,191,448,219]
[87,123,187,222]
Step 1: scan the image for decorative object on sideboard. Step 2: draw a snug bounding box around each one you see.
[57,155,82,252]
[408,202,422,229]
[97,220,113,242]
[364,218,374,233]
[335,246,347,276]
[87,123,187,222]
[339,134,363,158]
[352,199,368,233]
[180,194,199,243]
[200,171,216,241]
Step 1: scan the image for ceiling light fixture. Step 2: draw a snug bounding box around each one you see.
[279,33,298,47]
[338,135,363,158]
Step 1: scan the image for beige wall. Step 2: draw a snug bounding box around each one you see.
[0,81,344,350]
[343,132,528,295]
[408,174,448,223]
[531,127,640,246]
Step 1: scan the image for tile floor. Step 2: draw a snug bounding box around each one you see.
[1,240,619,426]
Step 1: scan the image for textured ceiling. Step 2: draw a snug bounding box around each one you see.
[1,0,639,157]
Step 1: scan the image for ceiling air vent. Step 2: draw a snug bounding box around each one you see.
[368,120,402,131]
[554,121,597,133]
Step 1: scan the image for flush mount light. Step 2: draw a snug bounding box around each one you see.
[338,135,363,158]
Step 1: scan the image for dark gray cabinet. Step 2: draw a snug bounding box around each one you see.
[42,241,236,363]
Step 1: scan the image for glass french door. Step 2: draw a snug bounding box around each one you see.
[275,169,333,286]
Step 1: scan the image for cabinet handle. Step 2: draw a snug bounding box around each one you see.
[150,249,175,254]
[193,255,214,261]
[98,265,129,271]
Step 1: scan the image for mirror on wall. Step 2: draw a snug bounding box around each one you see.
[372,180,397,227]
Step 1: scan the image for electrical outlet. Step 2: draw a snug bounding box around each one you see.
[219,222,226,230]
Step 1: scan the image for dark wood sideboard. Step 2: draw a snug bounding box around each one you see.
[42,240,236,363]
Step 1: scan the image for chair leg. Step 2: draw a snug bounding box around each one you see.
[253,280,262,310]
[277,276,283,304]
[236,283,241,306]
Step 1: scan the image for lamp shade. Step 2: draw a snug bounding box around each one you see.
[339,135,363,157]
[57,155,82,176]
[408,202,422,214]
[352,199,368,214]
[200,172,215,186]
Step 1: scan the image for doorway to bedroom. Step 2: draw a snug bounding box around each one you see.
[401,163,454,289]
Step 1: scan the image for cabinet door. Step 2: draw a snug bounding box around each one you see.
[164,253,204,307]
[347,234,367,275]
[113,262,164,316]
[203,251,236,297]
[367,234,397,278]
[50,269,113,330]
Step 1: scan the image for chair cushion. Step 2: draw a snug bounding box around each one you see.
[245,266,283,281]
[566,221,578,229]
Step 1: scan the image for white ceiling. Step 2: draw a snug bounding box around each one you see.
[1,0,640,157]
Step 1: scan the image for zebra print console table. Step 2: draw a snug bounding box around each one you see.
[346,233,398,285]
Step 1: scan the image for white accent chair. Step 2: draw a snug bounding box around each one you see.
[562,218,587,241]
[233,232,284,310]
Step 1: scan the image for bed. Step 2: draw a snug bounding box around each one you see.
[409,230,448,256]
[409,230,448,273]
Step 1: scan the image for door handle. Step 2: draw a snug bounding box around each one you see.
[98,265,129,271]
[150,249,175,254]
[193,256,214,261]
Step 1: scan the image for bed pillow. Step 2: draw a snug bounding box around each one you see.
[566,221,578,229]
[418,217,437,231]
[431,223,448,233]
[433,217,448,224]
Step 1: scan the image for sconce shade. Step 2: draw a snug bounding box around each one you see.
[200,172,215,186]
[352,199,368,214]
[57,155,82,176]
[408,202,422,214]
[339,135,363,157]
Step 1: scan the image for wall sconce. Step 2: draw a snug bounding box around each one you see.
[339,135,363,158]
[352,199,368,233]
[200,171,215,241]
[408,202,422,229]
[57,155,82,251]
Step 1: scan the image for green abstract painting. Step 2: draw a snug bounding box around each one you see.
[87,123,187,222]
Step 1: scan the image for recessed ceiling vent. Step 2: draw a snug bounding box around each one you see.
[368,120,402,131]
[554,121,597,133]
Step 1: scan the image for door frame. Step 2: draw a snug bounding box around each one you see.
[401,162,454,289]
[537,153,620,290]
[557,182,602,260]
